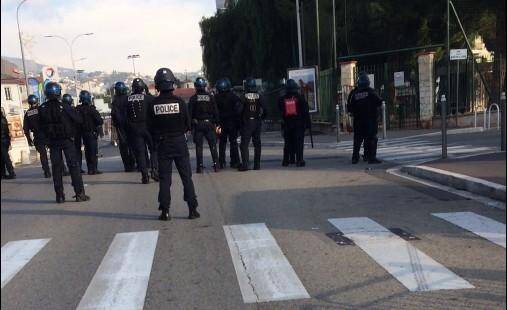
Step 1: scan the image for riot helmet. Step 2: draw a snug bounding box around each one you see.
[114,81,128,96]
[357,72,370,90]
[44,82,62,100]
[131,78,146,94]
[216,78,231,93]
[194,77,207,92]
[62,94,74,106]
[28,94,39,106]
[154,68,176,92]
[285,79,299,94]
[79,90,92,105]
[244,78,257,93]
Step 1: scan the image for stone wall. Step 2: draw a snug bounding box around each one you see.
[417,52,435,128]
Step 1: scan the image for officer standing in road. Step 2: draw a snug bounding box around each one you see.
[112,82,136,172]
[346,72,382,164]
[238,78,267,171]
[278,79,310,167]
[189,77,220,173]
[1,107,16,179]
[126,78,158,184]
[62,94,82,174]
[76,90,104,174]
[215,78,241,169]
[147,67,199,221]
[23,95,51,178]
[38,82,89,203]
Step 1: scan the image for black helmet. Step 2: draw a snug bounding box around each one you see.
[62,94,73,105]
[244,78,257,93]
[28,94,39,106]
[357,72,370,90]
[216,78,231,93]
[154,68,176,91]
[285,79,299,93]
[79,90,92,104]
[131,78,146,94]
[44,82,62,100]
[194,77,207,91]
[114,81,128,96]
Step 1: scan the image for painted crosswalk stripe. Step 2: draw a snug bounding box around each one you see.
[328,217,474,292]
[432,212,506,248]
[223,223,310,303]
[1,238,51,289]
[77,231,159,310]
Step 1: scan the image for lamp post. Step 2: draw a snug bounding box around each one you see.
[16,0,30,98]
[127,54,140,76]
[44,33,94,96]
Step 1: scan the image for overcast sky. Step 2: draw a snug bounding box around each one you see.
[1,0,216,75]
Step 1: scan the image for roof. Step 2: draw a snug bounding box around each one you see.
[0,76,25,85]
[1,58,23,80]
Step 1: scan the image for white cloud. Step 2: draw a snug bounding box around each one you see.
[1,0,216,75]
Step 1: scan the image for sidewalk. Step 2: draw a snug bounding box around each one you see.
[401,152,506,202]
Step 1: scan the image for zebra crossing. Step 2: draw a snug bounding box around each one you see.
[335,135,497,165]
[1,212,505,308]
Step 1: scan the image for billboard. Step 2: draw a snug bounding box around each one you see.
[287,66,319,113]
[27,77,40,98]
[41,66,60,102]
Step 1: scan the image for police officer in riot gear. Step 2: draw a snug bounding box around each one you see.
[238,78,267,171]
[189,77,220,173]
[215,78,241,169]
[23,94,51,178]
[127,78,158,184]
[278,79,311,167]
[62,94,82,174]
[112,81,136,172]
[76,90,104,174]
[147,68,199,221]
[1,108,16,179]
[347,72,382,164]
[39,82,89,203]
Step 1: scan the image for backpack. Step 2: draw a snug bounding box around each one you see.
[284,97,298,117]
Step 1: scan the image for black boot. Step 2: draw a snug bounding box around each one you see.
[213,163,218,172]
[75,192,90,202]
[188,205,200,219]
[151,170,160,182]
[196,166,203,174]
[351,157,359,164]
[44,170,52,178]
[142,173,150,184]
[159,207,170,221]
[56,192,65,203]
[296,160,306,167]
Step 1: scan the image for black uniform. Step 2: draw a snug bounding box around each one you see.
[126,92,158,181]
[38,99,86,199]
[346,87,382,162]
[278,92,310,166]
[76,103,103,174]
[1,113,15,179]
[112,94,136,171]
[215,90,241,168]
[23,106,51,176]
[147,91,198,213]
[188,90,220,172]
[238,91,267,170]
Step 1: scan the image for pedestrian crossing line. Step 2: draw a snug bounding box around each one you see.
[223,223,310,303]
[76,231,159,310]
[432,212,506,248]
[1,238,51,289]
[328,217,474,292]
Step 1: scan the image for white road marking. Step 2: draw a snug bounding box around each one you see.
[432,212,506,248]
[76,231,159,310]
[223,223,310,303]
[1,238,51,289]
[328,217,474,292]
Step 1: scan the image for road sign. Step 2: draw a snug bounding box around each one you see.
[450,49,467,60]
[394,71,404,87]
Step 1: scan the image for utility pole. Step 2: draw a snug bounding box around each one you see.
[315,0,321,68]
[16,0,30,98]
[443,0,450,159]
[295,0,303,67]
[127,54,140,76]
[332,0,337,70]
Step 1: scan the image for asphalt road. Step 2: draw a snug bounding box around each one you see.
[1,139,505,309]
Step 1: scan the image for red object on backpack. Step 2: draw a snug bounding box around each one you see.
[284,97,298,117]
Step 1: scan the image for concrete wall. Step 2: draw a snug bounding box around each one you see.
[417,52,435,128]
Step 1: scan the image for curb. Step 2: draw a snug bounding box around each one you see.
[401,165,506,202]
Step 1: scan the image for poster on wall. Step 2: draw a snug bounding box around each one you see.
[41,66,60,102]
[7,115,24,139]
[287,66,319,113]
[27,77,40,98]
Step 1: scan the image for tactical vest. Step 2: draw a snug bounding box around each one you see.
[151,96,187,136]
[25,107,41,132]
[40,101,72,139]
[126,94,147,123]
[216,92,238,121]
[193,94,213,120]
[242,92,262,120]
[78,105,96,133]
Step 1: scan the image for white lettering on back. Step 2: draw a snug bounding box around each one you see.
[154,103,180,115]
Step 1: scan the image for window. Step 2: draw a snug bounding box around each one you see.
[4,87,12,101]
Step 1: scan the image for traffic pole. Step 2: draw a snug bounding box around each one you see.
[501,91,506,151]
[441,94,448,158]
[336,104,340,143]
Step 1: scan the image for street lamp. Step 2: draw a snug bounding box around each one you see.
[16,0,30,98]
[127,54,140,76]
[44,32,94,96]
